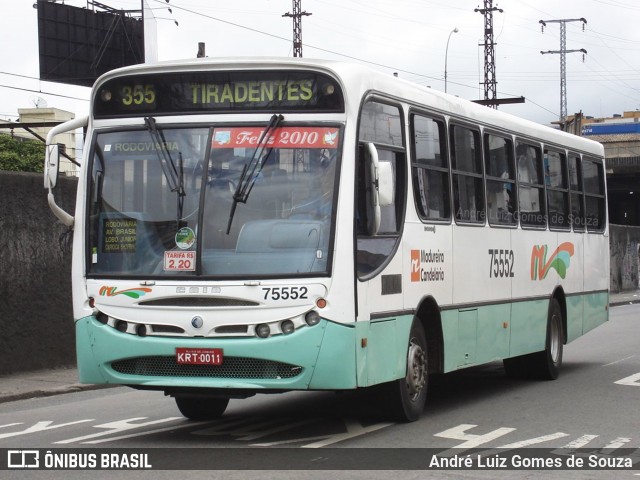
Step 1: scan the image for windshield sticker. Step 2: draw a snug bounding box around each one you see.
[164,251,196,272]
[175,227,196,249]
[212,127,339,149]
[103,218,137,253]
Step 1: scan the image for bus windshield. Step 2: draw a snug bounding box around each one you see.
[87,124,341,278]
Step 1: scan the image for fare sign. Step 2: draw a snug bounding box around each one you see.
[176,348,223,365]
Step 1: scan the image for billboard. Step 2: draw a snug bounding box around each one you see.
[582,122,640,136]
[37,1,145,88]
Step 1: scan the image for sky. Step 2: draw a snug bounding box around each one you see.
[1,0,639,127]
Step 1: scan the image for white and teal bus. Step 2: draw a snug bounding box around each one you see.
[44,58,609,422]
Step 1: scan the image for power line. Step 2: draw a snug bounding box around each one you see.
[0,83,89,102]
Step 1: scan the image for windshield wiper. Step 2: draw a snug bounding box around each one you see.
[226,114,284,234]
[144,117,186,227]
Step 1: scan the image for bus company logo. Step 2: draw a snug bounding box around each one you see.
[530,242,575,280]
[411,249,445,283]
[99,286,153,299]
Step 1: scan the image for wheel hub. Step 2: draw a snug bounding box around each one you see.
[406,339,427,400]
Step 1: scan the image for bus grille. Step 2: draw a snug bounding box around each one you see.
[111,356,303,379]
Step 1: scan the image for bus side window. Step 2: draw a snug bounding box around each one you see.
[569,154,585,232]
[451,125,484,224]
[484,133,516,226]
[411,114,450,221]
[545,149,570,229]
[583,157,606,232]
[356,100,406,278]
[516,142,546,228]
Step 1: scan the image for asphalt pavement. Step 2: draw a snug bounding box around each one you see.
[1,289,639,404]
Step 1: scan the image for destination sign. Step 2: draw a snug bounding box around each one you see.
[93,70,344,118]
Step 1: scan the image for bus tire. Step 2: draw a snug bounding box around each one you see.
[174,396,229,420]
[377,320,428,422]
[503,298,563,380]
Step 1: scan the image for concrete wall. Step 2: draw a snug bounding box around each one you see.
[610,224,640,293]
[0,171,637,375]
[0,171,77,375]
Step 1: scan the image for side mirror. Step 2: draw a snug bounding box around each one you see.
[377,160,394,207]
[44,144,60,190]
[365,143,381,235]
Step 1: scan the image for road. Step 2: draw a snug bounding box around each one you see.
[1,303,639,479]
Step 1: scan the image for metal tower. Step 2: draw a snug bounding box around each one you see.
[539,18,587,122]
[283,1,312,58]
[474,1,503,109]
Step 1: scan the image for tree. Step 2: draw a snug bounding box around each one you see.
[0,133,45,173]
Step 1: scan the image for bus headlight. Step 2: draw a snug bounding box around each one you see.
[256,324,271,338]
[115,320,128,333]
[281,320,295,334]
[305,310,321,326]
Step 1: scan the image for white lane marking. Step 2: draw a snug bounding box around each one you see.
[602,437,632,450]
[614,373,640,386]
[253,419,393,448]
[603,355,636,367]
[563,434,599,448]
[82,421,207,444]
[434,424,516,449]
[499,432,570,448]
[301,420,393,448]
[0,420,93,440]
[239,418,317,441]
[55,417,181,444]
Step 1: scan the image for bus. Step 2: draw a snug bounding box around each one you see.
[44,57,609,422]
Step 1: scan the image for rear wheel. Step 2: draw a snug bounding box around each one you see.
[504,298,564,379]
[174,396,229,421]
[377,320,428,422]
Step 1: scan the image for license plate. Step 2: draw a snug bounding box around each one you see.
[176,348,223,365]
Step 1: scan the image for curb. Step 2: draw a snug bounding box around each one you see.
[610,300,640,307]
[0,384,117,405]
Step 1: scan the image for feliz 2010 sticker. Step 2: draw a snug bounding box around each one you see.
[175,227,196,249]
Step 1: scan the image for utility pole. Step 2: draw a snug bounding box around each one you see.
[283,1,311,58]
[539,18,587,123]
[472,2,524,108]
[474,1,502,108]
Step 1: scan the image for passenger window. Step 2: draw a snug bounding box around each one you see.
[583,157,606,232]
[359,101,403,147]
[356,100,406,278]
[451,125,484,224]
[516,142,546,227]
[568,154,585,232]
[545,149,570,229]
[484,134,516,226]
[411,114,450,221]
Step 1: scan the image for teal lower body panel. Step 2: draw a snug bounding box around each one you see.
[439,292,609,373]
[75,316,358,392]
[510,299,548,358]
[583,291,609,334]
[354,315,413,387]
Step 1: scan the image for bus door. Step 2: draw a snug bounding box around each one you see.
[354,100,407,386]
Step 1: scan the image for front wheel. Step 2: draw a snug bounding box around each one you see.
[377,320,428,422]
[174,396,229,421]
